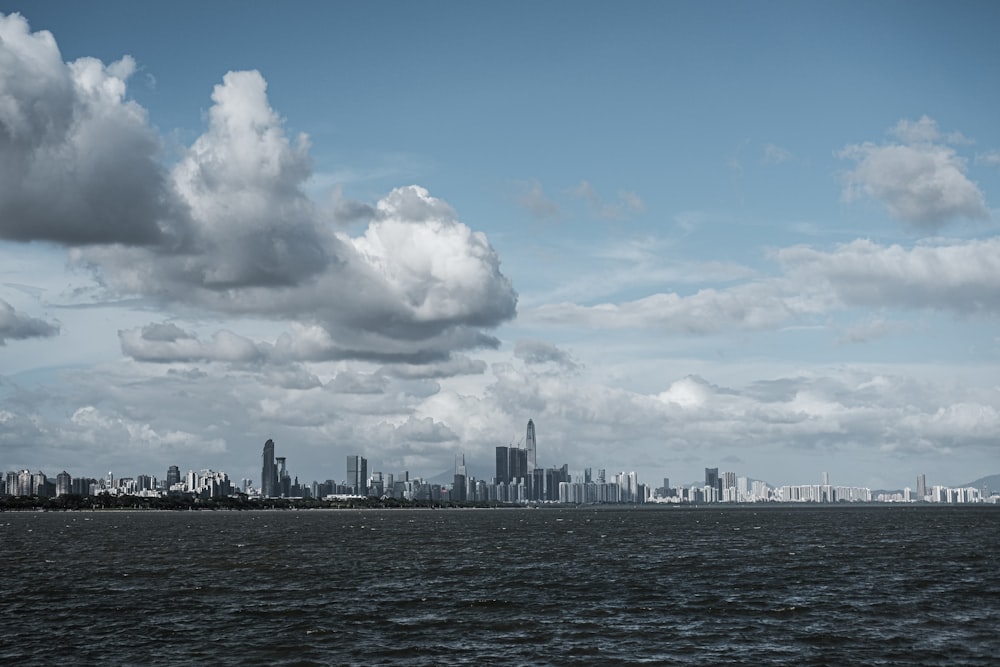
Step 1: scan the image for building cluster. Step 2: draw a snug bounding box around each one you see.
[3,424,997,505]
[1,466,234,500]
[650,468,995,505]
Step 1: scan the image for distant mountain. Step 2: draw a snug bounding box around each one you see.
[961,473,1000,493]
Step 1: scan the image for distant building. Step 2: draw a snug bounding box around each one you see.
[347,455,368,495]
[705,468,720,501]
[261,439,278,497]
[56,471,72,497]
[525,419,537,473]
[166,465,181,488]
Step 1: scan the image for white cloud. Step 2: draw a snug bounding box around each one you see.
[780,237,1000,314]
[515,180,559,219]
[839,116,989,229]
[524,279,823,333]
[571,181,644,219]
[763,143,793,165]
[976,150,1000,167]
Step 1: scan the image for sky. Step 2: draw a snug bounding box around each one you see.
[1,1,999,491]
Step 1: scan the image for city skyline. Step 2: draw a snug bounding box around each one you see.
[0,419,1000,503]
[1,3,999,491]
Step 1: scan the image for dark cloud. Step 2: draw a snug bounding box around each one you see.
[0,298,59,344]
[0,15,182,246]
[514,339,579,370]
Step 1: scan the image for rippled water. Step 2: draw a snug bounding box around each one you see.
[2,506,998,665]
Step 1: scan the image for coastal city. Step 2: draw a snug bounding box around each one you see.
[3,420,997,506]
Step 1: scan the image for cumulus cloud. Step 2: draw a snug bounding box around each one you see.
[839,116,989,229]
[0,14,182,246]
[70,405,227,455]
[0,298,59,344]
[0,13,516,363]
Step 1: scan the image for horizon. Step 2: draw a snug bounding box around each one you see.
[1,2,999,493]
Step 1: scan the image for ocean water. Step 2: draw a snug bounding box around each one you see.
[2,505,998,665]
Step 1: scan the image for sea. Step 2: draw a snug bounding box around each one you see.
[2,505,998,666]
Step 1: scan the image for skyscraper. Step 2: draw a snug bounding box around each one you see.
[261,439,277,497]
[705,468,720,502]
[525,419,537,473]
[453,453,467,502]
[347,455,367,495]
[495,446,510,484]
[166,465,181,488]
[917,474,927,500]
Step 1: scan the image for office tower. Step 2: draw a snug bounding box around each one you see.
[526,419,537,473]
[705,467,719,500]
[261,439,277,497]
[916,474,927,499]
[823,471,830,486]
[347,455,367,495]
[496,446,510,484]
[166,465,181,487]
[453,453,468,502]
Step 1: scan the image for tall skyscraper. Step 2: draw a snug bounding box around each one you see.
[526,419,537,473]
[916,474,927,500]
[166,465,181,488]
[261,439,277,497]
[453,453,468,502]
[347,455,367,495]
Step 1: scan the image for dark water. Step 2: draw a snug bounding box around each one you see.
[2,506,998,665]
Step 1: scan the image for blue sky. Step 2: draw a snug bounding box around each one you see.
[1,1,999,491]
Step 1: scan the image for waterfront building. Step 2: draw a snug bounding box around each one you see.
[347,455,368,495]
[705,468,720,500]
[261,439,277,497]
[56,471,71,497]
[526,419,537,473]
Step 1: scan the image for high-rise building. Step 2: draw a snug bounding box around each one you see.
[705,468,720,501]
[495,446,510,484]
[347,455,367,495]
[261,439,277,497]
[56,471,72,497]
[166,465,181,488]
[525,419,537,473]
[276,457,291,496]
[916,474,927,500]
[453,454,467,502]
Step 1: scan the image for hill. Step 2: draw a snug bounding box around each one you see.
[961,473,1000,493]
